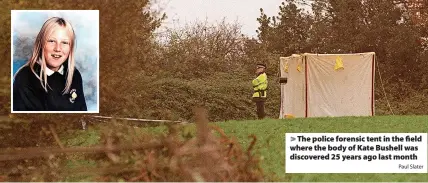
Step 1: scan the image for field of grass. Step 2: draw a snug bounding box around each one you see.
[215,115,428,182]
[62,115,428,182]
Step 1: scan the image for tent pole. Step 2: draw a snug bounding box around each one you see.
[305,55,308,118]
[280,60,283,119]
[371,54,375,116]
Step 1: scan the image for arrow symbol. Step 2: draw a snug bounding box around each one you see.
[291,137,296,142]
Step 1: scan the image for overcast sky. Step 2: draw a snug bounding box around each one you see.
[154,0,286,38]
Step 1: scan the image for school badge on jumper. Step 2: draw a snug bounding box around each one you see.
[69,89,77,103]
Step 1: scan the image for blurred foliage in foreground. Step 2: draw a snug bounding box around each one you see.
[2,108,266,182]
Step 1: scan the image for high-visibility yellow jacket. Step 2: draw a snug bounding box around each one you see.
[252,73,268,98]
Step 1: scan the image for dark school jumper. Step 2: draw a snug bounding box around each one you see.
[13,62,87,111]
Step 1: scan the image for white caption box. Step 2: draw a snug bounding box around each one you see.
[285,133,427,173]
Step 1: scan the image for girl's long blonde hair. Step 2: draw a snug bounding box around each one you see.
[15,17,76,95]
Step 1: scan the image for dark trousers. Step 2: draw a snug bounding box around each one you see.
[253,97,266,119]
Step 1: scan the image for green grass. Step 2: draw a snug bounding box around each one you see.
[214,115,428,182]
[59,127,100,181]
[62,159,97,182]
[61,115,428,182]
[63,127,101,147]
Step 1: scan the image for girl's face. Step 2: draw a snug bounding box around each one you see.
[43,26,71,71]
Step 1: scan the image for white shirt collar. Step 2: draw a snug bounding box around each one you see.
[46,65,64,76]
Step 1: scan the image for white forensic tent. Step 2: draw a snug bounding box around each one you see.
[279,52,375,118]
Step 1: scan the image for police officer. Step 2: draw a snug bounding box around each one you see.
[252,63,268,119]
